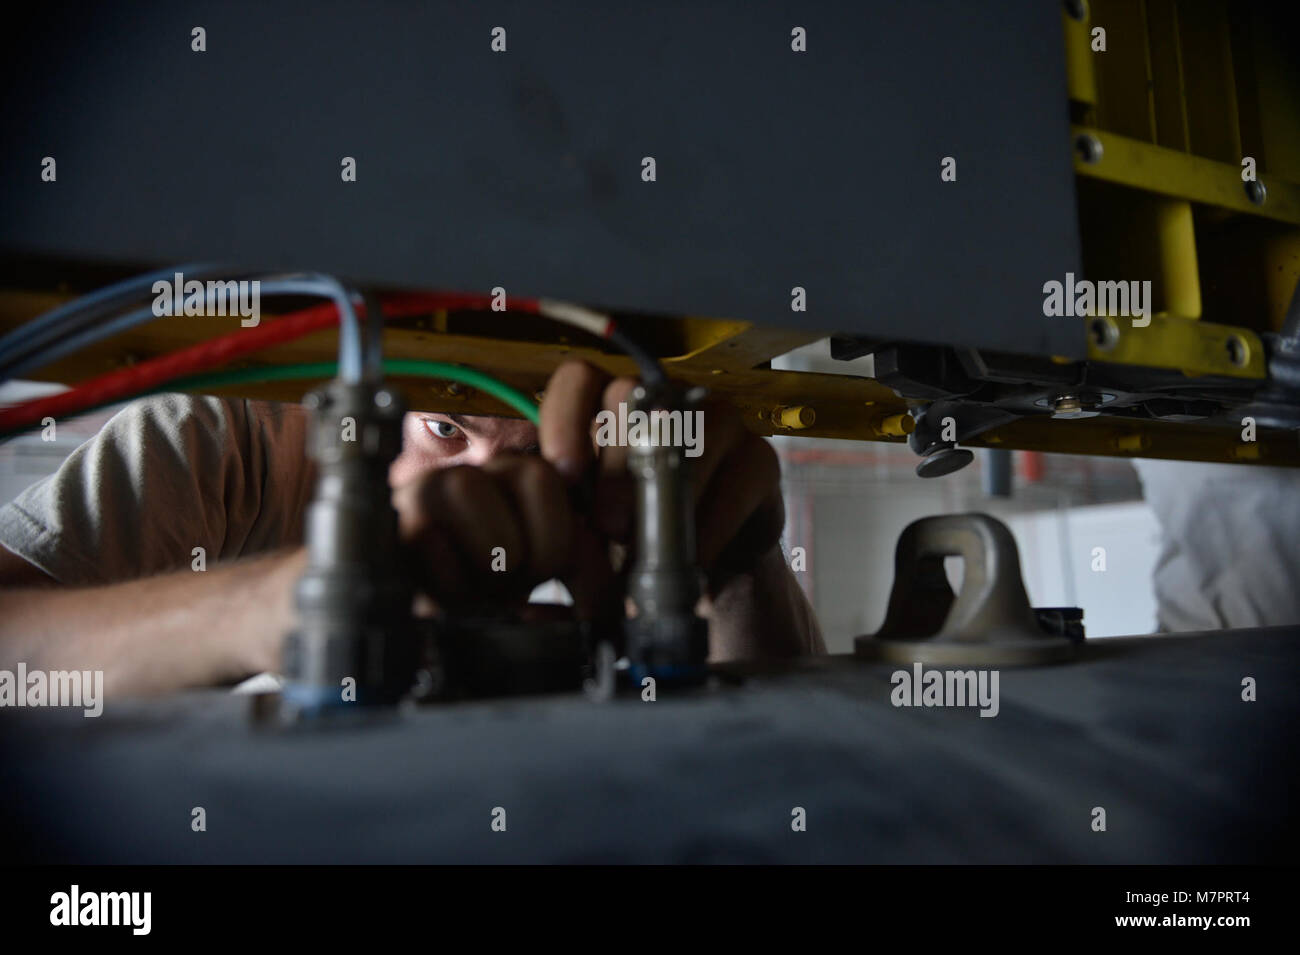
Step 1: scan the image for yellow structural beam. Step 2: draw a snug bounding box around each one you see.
[1085,314,1265,379]
[1072,125,1300,224]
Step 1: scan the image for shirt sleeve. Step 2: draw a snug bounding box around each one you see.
[1134,458,1300,631]
[0,394,313,586]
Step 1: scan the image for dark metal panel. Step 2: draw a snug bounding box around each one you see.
[0,1,1085,357]
[1,629,1295,863]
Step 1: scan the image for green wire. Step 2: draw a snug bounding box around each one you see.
[171,361,540,424]
[0,360,540,441]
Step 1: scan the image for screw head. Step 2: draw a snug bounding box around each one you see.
[1089,316,1120,351]
[1074,133,1103,165]
[1225,335,1249,367]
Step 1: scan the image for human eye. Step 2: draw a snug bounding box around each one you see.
[421,417,462,440]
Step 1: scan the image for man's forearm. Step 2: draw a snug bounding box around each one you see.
[704,544,825,661]
[0,547,306,698]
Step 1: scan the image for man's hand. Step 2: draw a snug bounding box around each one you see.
[537,360,787,588]
[537,360,821,658]
[390,454,577,613]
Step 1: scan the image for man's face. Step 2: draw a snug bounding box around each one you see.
[388,412,539,487]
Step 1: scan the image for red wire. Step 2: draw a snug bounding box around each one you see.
[0,292,538,434]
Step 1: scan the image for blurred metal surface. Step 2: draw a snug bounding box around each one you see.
[0,0,1082,357]
[2,627,1295,863]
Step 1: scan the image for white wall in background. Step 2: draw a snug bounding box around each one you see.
[1004,501,1161,638]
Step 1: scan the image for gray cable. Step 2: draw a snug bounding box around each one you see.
[0,271,364,385]
[0,263,229,366]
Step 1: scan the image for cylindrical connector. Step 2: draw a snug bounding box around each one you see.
[280,380,419,717]
[623,384,710,685]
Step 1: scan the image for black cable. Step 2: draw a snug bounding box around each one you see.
[607,324,666,390]
[361,290,385,383]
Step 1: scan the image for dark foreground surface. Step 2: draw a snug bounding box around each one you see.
[2,628,1296,863]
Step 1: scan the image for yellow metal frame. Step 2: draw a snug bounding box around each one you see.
[1072,125,1300,224]
[3,290,1298,467]
[1085,314,1265,379]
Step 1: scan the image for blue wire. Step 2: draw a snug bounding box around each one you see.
[0,263,227,364]
[0,270,364,385]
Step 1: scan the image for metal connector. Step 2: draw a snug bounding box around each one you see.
[279,379,420,718]
[623,382,710,686]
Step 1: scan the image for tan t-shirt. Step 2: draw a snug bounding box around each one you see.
[0,394,315,585]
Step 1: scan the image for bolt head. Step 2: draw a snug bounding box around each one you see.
[1074,133,1103,164]
[1050,394,1101,420]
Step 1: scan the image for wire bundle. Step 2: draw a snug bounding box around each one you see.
[0,268,664,440]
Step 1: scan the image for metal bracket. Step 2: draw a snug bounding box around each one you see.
[855,513,1077,666]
